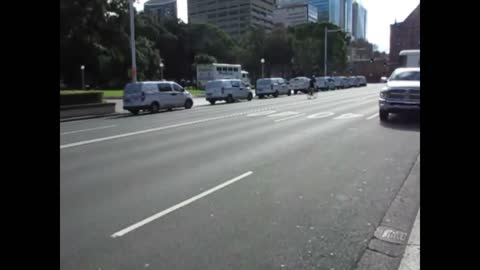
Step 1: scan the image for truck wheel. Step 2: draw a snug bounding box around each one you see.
[247,93,253,101]
[258,94,264,99]
[273,91,279,98]
[287,90,291,96]
[209,100,216,105]
[379,110,389,122]
[294,90,298,95]
[226,95,234,103]
[150,102,160,113]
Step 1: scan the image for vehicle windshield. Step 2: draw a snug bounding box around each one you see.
[389,70,420,81]
[257,79,271,85]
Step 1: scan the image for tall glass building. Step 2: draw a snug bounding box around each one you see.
[352,1,367,39]
[309,0,351,32]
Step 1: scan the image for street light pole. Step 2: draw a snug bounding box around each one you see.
[160,62,164,80]
[261,58,265,78]
[324,26,327,77]
[129,0,137,83]
[80,65,85,90]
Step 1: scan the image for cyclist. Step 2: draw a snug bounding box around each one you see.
[308,75,317,98]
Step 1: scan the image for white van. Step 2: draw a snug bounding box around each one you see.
[256,78,291,98]
[123,81,194,115]
[205,79,253,105]
[314,77,329,91]
[241,71,251,87]
[289,77,310,94]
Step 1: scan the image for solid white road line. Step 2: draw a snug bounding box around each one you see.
[60,114,239,149]
[60,125,117,135]
[366,113,379,120]
[274,113,306,122]
[111,171,254,238]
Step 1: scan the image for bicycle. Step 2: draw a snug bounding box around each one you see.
[307,87,318,99]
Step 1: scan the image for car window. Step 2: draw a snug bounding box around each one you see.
[231,80,240,88]
[158,83,172,92]
[143,83,158,93]
[172,83,183,92]
[257,79,271,86]
[124,83,139,94]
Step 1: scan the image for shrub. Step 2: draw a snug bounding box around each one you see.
[60,91,104,106]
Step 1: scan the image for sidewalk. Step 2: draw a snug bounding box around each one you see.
[398,209,420,270]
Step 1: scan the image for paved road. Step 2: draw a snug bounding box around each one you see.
[61,84,419,270]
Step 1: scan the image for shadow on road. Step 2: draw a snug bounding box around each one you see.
[381,113,420,132]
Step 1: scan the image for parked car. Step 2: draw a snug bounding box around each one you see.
[123,81,194,115]
[357,76,367,86]
[379,67,420,121]
[314,77,329,91]
[289,77,311,94]
[332,76,345,89]
[256,78,291,98]
[326,77,336,90]
[341,77,351,88]
[348,76,360,87]
[205,79,253,105]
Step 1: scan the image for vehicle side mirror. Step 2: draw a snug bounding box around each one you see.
[380,77,387,83]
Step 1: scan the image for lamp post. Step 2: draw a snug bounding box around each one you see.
[80,65,85,90]
[160,62,164,80]
[128,0,137,83]
[324,26,342,77]
[260,58,265,78]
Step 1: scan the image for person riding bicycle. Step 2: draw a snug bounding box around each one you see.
[309,75,317,97]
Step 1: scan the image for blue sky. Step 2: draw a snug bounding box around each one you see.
[134,0,420,53]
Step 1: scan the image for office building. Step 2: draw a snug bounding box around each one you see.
[188,0,276,40]
[144,0,178,19]
[389,4,420,68]
[307,0,352,33]
[352,1,367,39]
[273,2,318,27]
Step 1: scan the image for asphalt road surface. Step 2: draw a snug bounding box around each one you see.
[60,84,420,270]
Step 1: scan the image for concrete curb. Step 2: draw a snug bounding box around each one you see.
[354,154,420,270]
[60,112,124,123]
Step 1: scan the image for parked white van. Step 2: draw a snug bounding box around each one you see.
[256,78,290,98]
[123,81,194,115]
[314,77,329,91]
[289,77,311,94]
[205,79,253,105]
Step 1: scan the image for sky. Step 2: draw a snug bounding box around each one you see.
[134,0,420,53]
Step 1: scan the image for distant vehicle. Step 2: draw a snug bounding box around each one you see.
[123,81,194,115]
[326,77,336,90]
[342,77,351,88]
[379,67,420,121]
[205,79,253,105]
[357,76,367,86]
[289,77,310,94]
[241,70,251,87]
[256,78,291,98]
[314,77,329,91]
[196,63,249,89]
[348,76,360,87]
[332,77,345,89]
[399,50,420,68]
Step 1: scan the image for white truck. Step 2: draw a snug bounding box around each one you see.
[399,50,420,67]
[196,63,250,89]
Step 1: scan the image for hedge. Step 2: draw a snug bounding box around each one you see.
[60,91,104,106]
